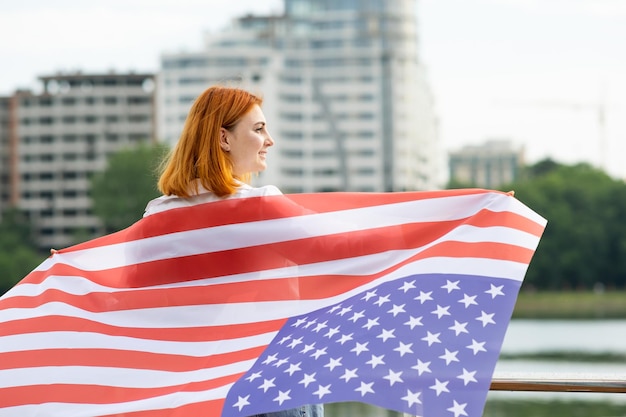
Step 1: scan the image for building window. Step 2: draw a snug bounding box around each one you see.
[282,168,304,176]
[104,96,118,104]
[127,96,150,104]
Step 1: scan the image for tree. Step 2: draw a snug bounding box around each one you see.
[0,208,44,295]
[498,160,626,290]
[91,144,169,234]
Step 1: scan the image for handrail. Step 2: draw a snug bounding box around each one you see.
[491,372,626,393]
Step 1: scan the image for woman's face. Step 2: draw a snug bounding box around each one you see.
[220,104,274,177]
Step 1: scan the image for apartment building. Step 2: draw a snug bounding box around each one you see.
[158,0,441,193]
[0,96,11,221]
[448,140,525,189]
[7,72,156,249]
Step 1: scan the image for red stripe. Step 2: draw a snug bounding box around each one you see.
[0,315,285,341]
[0,373,238,408]
[16,209,537,290]
[2,240,532,317]
[0,345,265,372]
[0,345,262,372]
[3,241,533,314]
[49,189,509,254]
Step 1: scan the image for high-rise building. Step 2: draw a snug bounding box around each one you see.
[0,96,12,221]
[448,140,525,189]
[158,0,441,193]
[5,72,156,249]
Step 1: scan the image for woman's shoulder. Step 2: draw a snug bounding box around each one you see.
[236,183,283,197]
[143,183,282,217]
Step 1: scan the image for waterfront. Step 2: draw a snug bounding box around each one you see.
[491,319,626,404]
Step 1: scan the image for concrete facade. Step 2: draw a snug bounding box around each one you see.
[158,0,441,193]
[7,72,156,249]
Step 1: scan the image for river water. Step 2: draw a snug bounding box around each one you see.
[490,319,626,403]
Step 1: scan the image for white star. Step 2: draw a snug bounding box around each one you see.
[351,341,369,356]
[387,303,406,316]
[383,369,404,386]
[442,279,460,293]
[299,372,316,388]
[447,400,468,417]
[458,293,478,308]
[262,354,278,365]
[366,354,385,368]
[292,318,307,327]
[285,362,302,376]
[449,320,469,336]
[355,381,375,396]
[421,331,441,346]
[485,284,505,298]
[313,384,332,399]
[303,319,317,329]
[349,310,366,322]
[340,368,358,382]
[362,317,380,330]
[429,379,450,396]
[312,321,328,333]
[431,305,451,319]
[377,328,396,342]
[414,290,433,303]
[273,390,291,406]
[245,371,262,382]
[393,341,414,357]
[466,339,487,355]
[259,378,276,393]
[457,368,478,386]
[401,389,422,408]
[399,280,416,292]
[328,305,342,313]
[362,290,377,301]
[311,347,328,359]
[374,294,391,306]
[325,326,341,338]
[439,349,460,365]
[274,358,289,367]
[232,395,250,411]
[287,337,303,348]
[336,333,354,345]
[338,306,353,316]
[404,315,423,329]
[300,343,315,354]
[278,335,291,345]
[411,359,431,375]
[476,311,496,327]
[324,357,343,371]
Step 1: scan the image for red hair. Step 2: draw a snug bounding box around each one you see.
[158,86,263,197]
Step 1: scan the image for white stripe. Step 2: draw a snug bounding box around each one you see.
[0,383,233,417]
[0,329,276,356]
[0,359,254,389]
[33,192,541,272]
[0,257,528,331]
[9,224,539,299]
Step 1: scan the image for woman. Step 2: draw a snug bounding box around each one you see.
[144,86,323,417]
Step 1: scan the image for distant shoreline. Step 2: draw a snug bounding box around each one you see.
[513,290,626,319]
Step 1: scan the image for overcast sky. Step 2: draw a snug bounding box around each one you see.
[2,0,625,179]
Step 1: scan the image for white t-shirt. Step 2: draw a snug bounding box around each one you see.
[143,181,282,217]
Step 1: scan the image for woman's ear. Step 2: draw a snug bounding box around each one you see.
[219,128,231,152]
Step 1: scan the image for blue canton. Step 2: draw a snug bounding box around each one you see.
[223,273,520,417]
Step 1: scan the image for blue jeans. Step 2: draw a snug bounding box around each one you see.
[250,404,324,417]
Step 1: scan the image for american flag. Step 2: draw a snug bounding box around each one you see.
[0,189,546,417]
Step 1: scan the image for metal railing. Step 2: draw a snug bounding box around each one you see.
[491,372,626,393]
